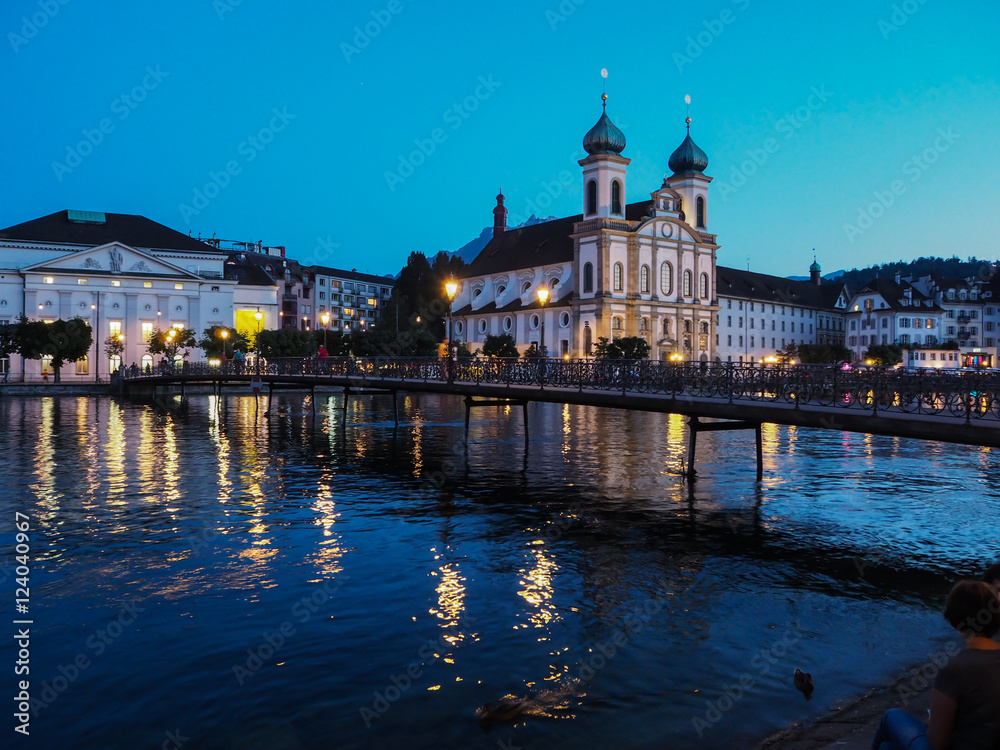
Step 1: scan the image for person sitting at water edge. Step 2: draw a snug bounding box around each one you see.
[983,562,1000,596]
[870,580,1000,750]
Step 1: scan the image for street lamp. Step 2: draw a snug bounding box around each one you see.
[445,276,458,381]
[320,311,330,349]
[219,329,229,359]
[254,308,263,373]
[536,287,549,357]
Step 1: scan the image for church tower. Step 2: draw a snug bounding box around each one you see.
[665,117,711,231]
[579,94,630,219]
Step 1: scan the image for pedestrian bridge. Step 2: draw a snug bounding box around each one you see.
[121,357,1000,453]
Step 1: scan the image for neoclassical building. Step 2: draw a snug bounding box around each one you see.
[0,210,279,380]
[452,98,720,360]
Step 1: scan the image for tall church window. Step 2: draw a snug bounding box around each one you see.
[611,180,622,215]
[683,270,693,297]
[586,180,597,215]
[660,262,673,296]
[613,263,623,292]
[640,265,650,293]
[583,263,594,293]
[696,196,706,228]
[700,273,709,299]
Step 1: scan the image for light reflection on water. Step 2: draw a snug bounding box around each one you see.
[0,393,997,750]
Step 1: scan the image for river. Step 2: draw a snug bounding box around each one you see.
[0,392,995,749]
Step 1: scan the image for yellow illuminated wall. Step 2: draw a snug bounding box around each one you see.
[235,309,265,347]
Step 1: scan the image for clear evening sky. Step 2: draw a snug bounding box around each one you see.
[2,0,997,278]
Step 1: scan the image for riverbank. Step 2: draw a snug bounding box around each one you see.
[756,667,932,749]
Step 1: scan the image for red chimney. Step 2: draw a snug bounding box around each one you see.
[493,191,507,236]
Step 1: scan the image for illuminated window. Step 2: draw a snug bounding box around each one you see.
[41,355,52,374]
[141,322,153,342]
[76,356,88,375]
[109,321,122,337]
[111,280,121,287]
[43,277,54,284]
[143,282,152,288]
[344,308,355,317]
[367,298,377,306]
[77,279,88,285]
[175,283,183,290]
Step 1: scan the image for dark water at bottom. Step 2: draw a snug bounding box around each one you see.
[0,393,996,749]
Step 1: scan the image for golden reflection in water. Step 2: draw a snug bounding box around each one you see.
[78,399,100,504]
[30,399,57,515]
[428,547,468,646]
[161,415,181,508]
[561,403,571,457]
[411,419,423,477]
[309,477,346,580]
[760,422,781,478]
[105,400,127,502]
[207,395,233,504]
[785,424,797,454]
[137,409,158,500]
[517,542,560,629]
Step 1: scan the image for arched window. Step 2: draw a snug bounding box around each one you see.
[683,270,693,297]
[473,288,483,299]
[696,196,706,228]
[611,180,622,215]
[141,354,153,372]
[700,272,709,299]
[584,324,593,355]
[683,320,692,334]
[612,316,623,330]
[583,263,594,294]
[109,354,122,373]
[661,262,673,296]
[496,285,506,296]
[613,263,623,292]
[640,265,650,294]
[700,322,709,334]
[521,281,531,294]
[586,180,597,215]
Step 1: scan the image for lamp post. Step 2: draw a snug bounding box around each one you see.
[254,308,263,373]
[219,329,229,360]
[320,311,330,349]
[445,276,458,382]
[537,287,549,380]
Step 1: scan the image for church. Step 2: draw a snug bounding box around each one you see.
[452,95,720,361]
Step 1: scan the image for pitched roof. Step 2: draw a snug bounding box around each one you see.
[716,266,846,310]
[465,200,652,277]
[855,278,943,312]
[0,210,223,254]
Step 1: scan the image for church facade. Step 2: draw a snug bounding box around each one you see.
[452,98,721,361]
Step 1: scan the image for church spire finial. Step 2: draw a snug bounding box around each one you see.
[685,94,692,133]
[601,67,608,109]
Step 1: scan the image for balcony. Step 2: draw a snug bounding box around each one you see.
[957,315,972,324]
[957,329,971,340]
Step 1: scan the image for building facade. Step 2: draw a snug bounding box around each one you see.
[0,210,278,380]
[453,100,721,360]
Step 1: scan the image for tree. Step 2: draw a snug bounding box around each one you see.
[16,316,93,382]
[384,250,466,346]
[198,326,249,359]
[863,343,902,367]
[776,341,799,363]
[256,328,314,359]
[148,327,197,363]
[593,336,650,360]
[797,343,853,364]
[482,333,519,357]
[522,342,541,359]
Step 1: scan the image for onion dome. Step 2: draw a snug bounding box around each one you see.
[810,259,822,272]
[668,119,709,175]
[583,95,626,156]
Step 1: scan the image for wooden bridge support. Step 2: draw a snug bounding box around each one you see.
[464,396,530,441]
[686,416,764,482]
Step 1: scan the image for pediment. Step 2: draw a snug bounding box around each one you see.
[637,218,699,243]
[22,242,203,279]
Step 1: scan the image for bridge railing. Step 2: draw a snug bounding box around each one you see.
[122,358,1000,421]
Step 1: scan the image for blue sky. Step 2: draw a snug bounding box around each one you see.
[2,0,997,278]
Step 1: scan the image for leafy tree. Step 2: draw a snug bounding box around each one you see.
[455,341,474,358]
[863,343,902,367]
[16,316,93,382]
[797,343,853,364]
[593,336,651,360]
[148,327,197,362]
[198,326,249,359]
[776,341,799,363]
[384,250,466,345]
[522,342,541,359]
[256,328,314,359]
[482,333,519,357]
